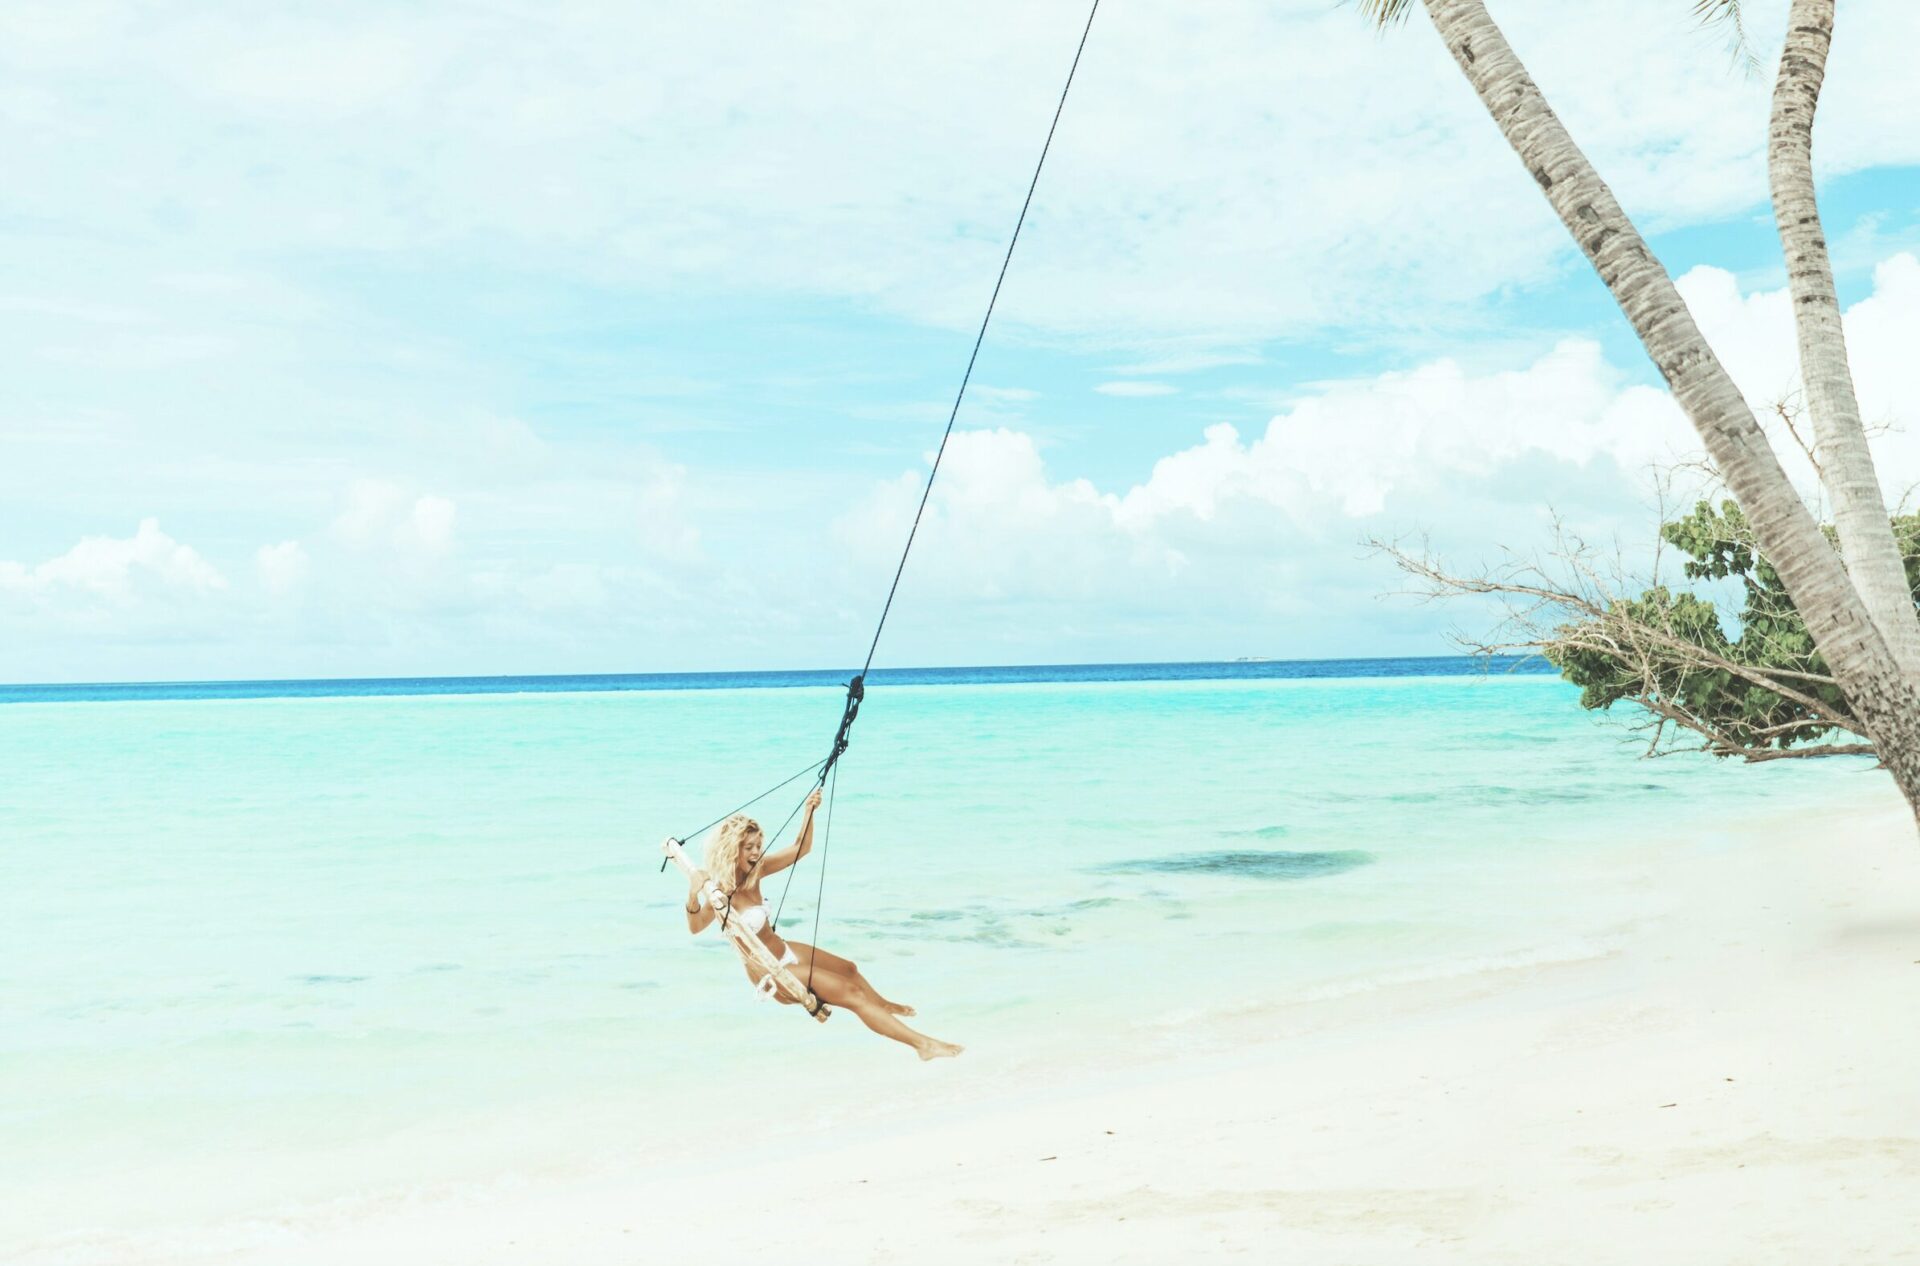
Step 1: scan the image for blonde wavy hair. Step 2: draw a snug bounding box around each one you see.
[703,813,763,897]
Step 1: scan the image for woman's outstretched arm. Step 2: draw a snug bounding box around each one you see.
[758,787,823,877]
[684,871,717,935]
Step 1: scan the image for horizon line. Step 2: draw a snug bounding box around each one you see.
[1,652,1548,694]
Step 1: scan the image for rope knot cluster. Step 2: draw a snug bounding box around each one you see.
[822,674,865,781]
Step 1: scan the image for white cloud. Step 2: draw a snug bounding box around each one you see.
[1820,253,1920,503]
[1109,349,1263,377]
[255,540,309,597]
[1087,339,1687,529]
[8,244,1920,678]
[0,518,226,604]
[0,519,234,658]
[330,479,408,548]
[515,562,611,614]
[1094,381,1178,398]
[3,2,1915,346]
[636,467,701,562]
[1682,251,1920,508]
[407,495,457,556]
[835,252,1920,653]
[181,21,431,121]
[329,479,458,557]
[1675,264,1802,415]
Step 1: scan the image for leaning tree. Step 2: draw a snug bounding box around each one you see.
[1360,0,1920,823]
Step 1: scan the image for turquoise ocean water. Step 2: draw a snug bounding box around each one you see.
[0,659,1877,1256]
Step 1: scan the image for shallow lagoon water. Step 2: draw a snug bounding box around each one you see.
[0,664,1875,1248]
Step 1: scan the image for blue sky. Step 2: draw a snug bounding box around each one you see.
[3,1,1919,681]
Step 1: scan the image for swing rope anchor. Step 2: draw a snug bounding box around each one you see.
[820,674,864,783]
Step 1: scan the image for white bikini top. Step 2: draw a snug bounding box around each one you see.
[703,889,771,936]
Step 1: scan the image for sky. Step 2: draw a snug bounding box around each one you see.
[3,0,1920,682]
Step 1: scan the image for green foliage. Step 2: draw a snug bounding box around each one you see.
[1901,514,1920,596]
[1544,501,1920,754]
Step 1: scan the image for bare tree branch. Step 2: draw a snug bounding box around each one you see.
[1368,523,1877,765]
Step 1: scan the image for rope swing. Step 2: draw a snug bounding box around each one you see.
[660,0,1102,1020]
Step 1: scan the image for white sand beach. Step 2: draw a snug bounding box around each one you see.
[40,787,1917,1266]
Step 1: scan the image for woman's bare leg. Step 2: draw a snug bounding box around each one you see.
[750,948,956,1058]
[790,943,915,1017]
[804,965,960,1060]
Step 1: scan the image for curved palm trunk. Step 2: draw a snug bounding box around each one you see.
[1415,0,1920,823]
[1768,0,1920,683]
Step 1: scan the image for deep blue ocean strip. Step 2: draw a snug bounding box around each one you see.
[0,655,1555,705]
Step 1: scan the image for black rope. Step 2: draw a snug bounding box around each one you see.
[855,0,1101,680]
[665,4,1100,1008]
[721,780,817,933]
[769,792,811,932]
[804,759,839,996]
[659,755,828,872]
[818,671,864,785]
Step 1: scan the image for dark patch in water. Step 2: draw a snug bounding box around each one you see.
[1094,849,1372,880]
[843,913,1042,949]
[832,888,1191,951]
[299,974,368,985]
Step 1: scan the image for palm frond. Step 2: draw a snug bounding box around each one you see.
[1692,0,1762,75]
[1353,0,1417,30]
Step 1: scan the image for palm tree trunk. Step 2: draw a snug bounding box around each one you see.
[1415,0,1920,824]
[1768,0,1920,683]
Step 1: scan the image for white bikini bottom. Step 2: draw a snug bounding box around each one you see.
[776,944,799,968]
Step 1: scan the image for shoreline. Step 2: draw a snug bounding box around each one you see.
[19,788,1918,1265]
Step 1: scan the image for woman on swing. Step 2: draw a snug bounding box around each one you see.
[684,788,963,1061]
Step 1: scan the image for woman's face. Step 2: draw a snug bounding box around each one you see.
[739,829,765,877]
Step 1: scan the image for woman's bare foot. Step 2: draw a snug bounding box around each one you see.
[916,1038,963,1061]
[884,1001,916,1018]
